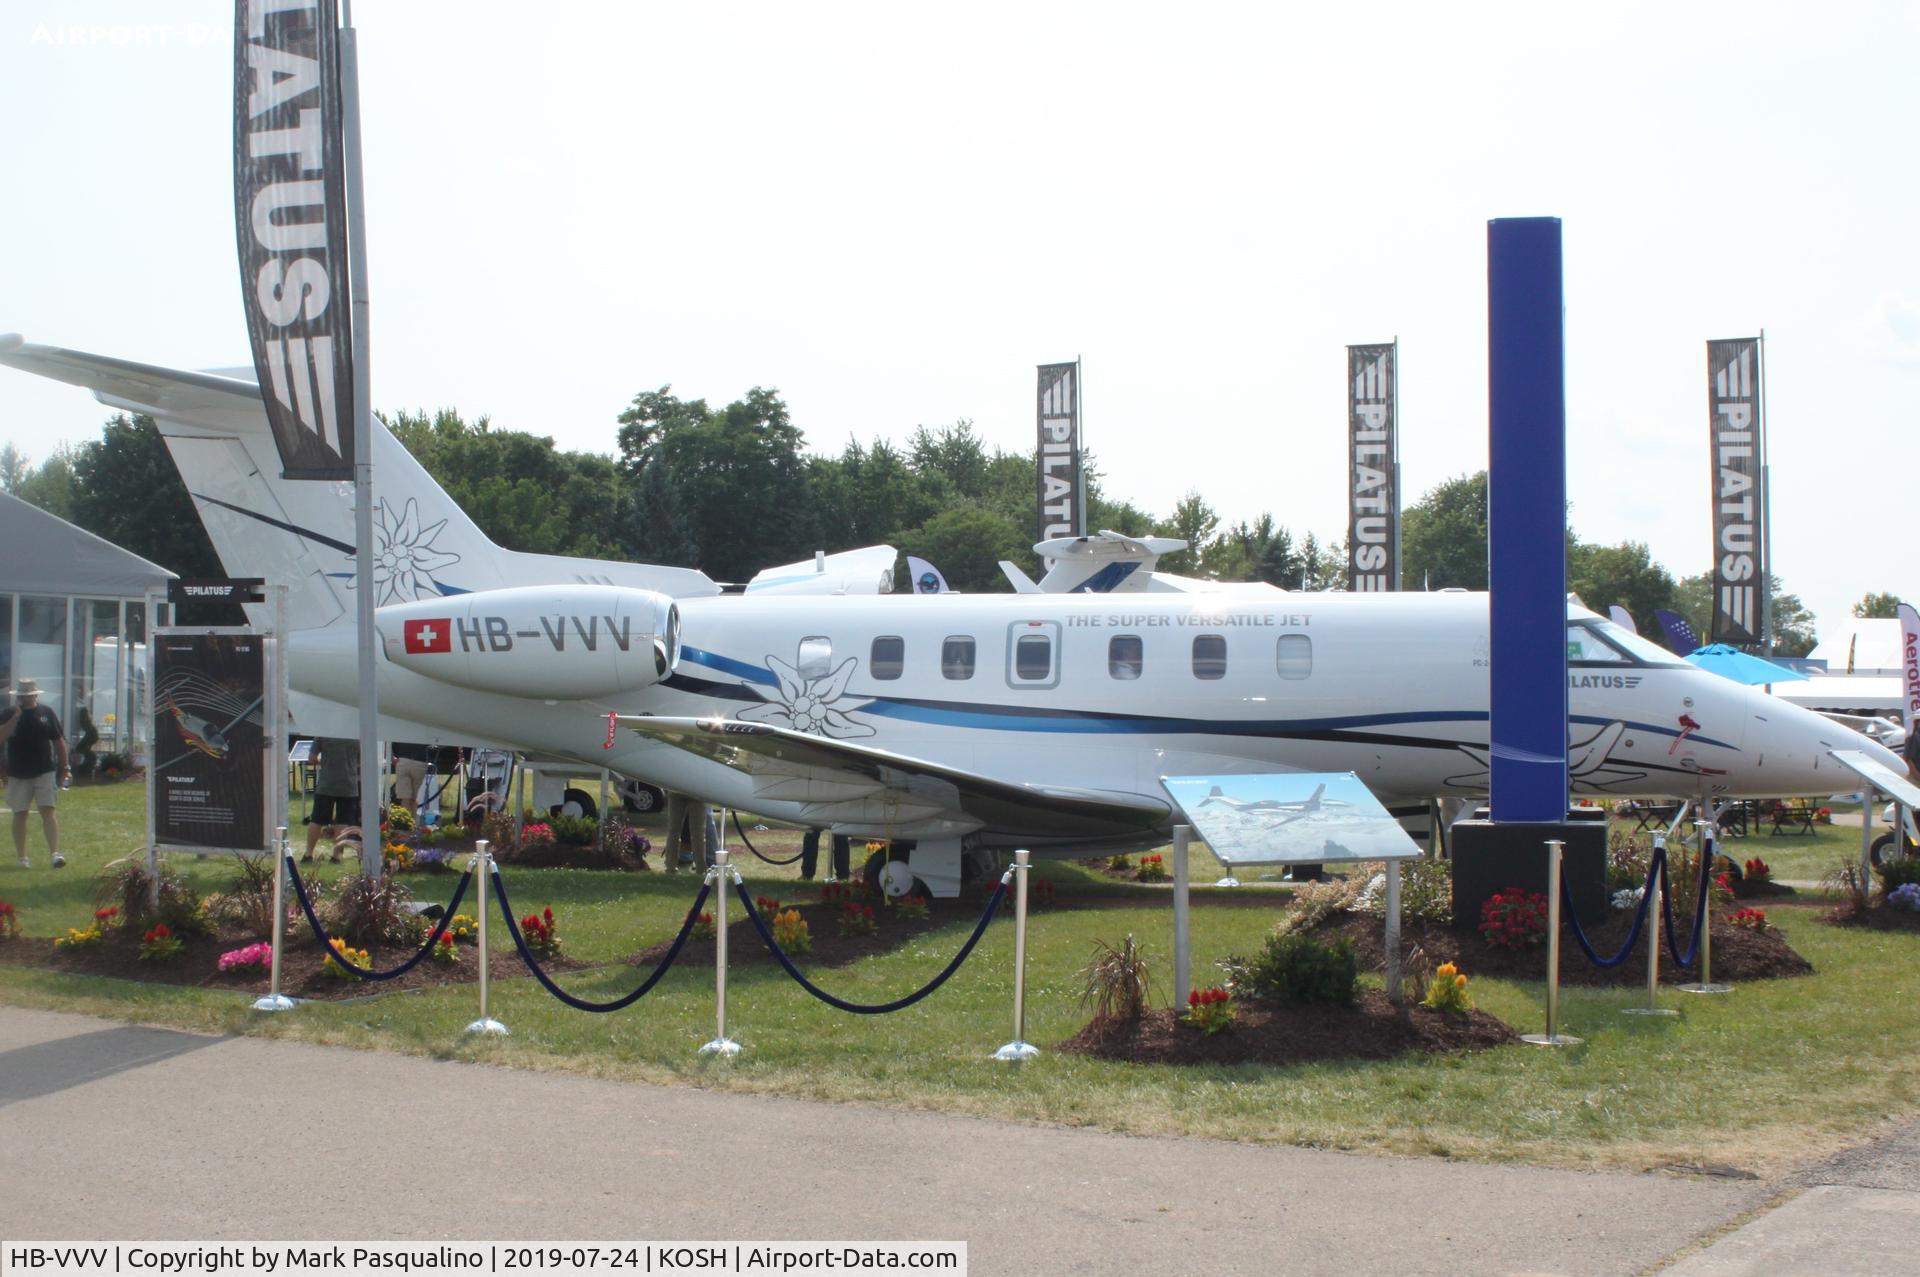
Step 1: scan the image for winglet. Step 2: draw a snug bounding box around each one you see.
[999,561,1042,594]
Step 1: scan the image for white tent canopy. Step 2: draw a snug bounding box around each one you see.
[0,491,174,595]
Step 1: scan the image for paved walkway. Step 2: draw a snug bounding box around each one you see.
[0,1006,1906,1275]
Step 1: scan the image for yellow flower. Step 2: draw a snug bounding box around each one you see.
[1436,962,1456,978]
[1455,974,1468,987]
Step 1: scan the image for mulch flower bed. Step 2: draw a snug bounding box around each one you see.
[1828,903,1920,932]
[1060,988,1516,1066]
[1314,910,1812,986]
[0,921,590,1000]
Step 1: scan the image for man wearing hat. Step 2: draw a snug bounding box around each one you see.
[0,680,70,869]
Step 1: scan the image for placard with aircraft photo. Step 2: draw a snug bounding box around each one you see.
[1160,772,1423,866]
[151,633,267,853]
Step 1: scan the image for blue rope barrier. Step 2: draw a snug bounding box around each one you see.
[732,877,1008,1015]
[732,812,806,867]
[1559,845,1665,969]
[490,865,710,1012]
[1658,836,1717,969]
[284,860,473,982]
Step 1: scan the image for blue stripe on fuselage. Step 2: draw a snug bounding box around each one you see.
[672,646,1737,749]
[682,645,780,686]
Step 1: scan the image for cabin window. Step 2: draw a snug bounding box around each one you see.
[1014,634,1052,681]
[797,635,832,679]
[1192,634,1228,680]
[1276,633,1312,680]
[1109,634,1144,680]
[942,636,976,680]
[871,636,904,680]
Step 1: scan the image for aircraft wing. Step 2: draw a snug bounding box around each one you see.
[614,716,1171,839]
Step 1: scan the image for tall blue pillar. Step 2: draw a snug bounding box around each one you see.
[1487,217,1568,822]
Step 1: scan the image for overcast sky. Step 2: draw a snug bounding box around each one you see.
[2,1,1915,636]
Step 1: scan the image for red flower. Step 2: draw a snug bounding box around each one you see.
[1189,990,1201,1006]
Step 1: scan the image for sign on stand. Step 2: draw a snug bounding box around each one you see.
[147,585,288,866]
[1160,772,1424,1003]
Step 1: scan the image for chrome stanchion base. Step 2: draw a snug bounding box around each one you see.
[1677,982,1732,995]
[1622,1006,1680,1017]
[464,1018,509,1036]
[698,1036,742,1057]
[250,993,296,1013]
[1214,876,1241,888]
[991,1040,1040,1061]
[1520,1033,1584,1047]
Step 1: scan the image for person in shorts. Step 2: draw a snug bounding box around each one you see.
[1,680,69,869]
[304,736,361,862]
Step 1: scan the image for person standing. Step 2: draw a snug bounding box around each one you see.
[390,742,431,811]
[0,680,69,869]
[304,736,361,863]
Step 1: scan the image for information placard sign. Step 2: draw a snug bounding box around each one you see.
[1160,772,1422,865]
[152,633,268,852]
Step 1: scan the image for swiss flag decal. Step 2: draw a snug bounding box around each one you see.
[404,618,452,655]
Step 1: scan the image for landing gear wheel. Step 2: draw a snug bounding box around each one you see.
[551,788,597,820]
[1870,830,1919,868]
[623,784,664,814]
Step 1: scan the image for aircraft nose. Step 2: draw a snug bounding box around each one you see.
[1749,695,1901,793]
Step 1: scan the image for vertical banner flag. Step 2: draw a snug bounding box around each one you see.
[1036,362,1082,542]
[1897,601,1920,733]
[1707,337,1765,645]
[1346,343,1398,591]
[235,0,354,479]
[152,634,268,852]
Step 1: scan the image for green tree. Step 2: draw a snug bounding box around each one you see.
[1854,592,1903,619]
[1672,572,1815,655]
[1157,492,1220,576]
[387,409,623,558]
[0,442,29,493]
[1401,471,1488,590]
[64,415,224,577]
[616,386,815,583]
[1568,540,1677,632]
[895,506,1028,593]
[14,444,77,521]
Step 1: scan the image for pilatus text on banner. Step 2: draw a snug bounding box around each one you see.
[1036,362,1082,542]
[1706,338,1764,645]
[234,0,354,479]
[1346,344,1398,591]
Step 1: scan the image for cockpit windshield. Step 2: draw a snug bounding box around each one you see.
[1572,618,1691,668]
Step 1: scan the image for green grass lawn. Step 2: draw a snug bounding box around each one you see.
[5,784,1920,1176]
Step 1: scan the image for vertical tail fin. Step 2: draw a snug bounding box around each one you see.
[0,337,718,632]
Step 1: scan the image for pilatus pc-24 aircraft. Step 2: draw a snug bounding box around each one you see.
[3,334,1901,896]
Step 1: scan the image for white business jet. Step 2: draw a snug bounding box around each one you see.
[3,335,1901,896]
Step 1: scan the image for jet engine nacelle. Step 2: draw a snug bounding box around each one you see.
[376,585,680,700]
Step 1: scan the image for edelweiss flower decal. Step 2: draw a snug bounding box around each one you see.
[346,497,462,604]
[737,650,875,738]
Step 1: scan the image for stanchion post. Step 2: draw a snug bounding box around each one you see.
[1172,826,1191,1006]
[1624,837,1678,1017]
[1523,839,1582,1047]
[699,846,742,1056]
[993,850,1039,1061]
[464,842,508,1035]
[1384,857,1403,1006]
[1680,820,1732,995]
[251,827,295,1013]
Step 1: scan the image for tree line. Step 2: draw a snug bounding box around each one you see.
[2,387,1880,656]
